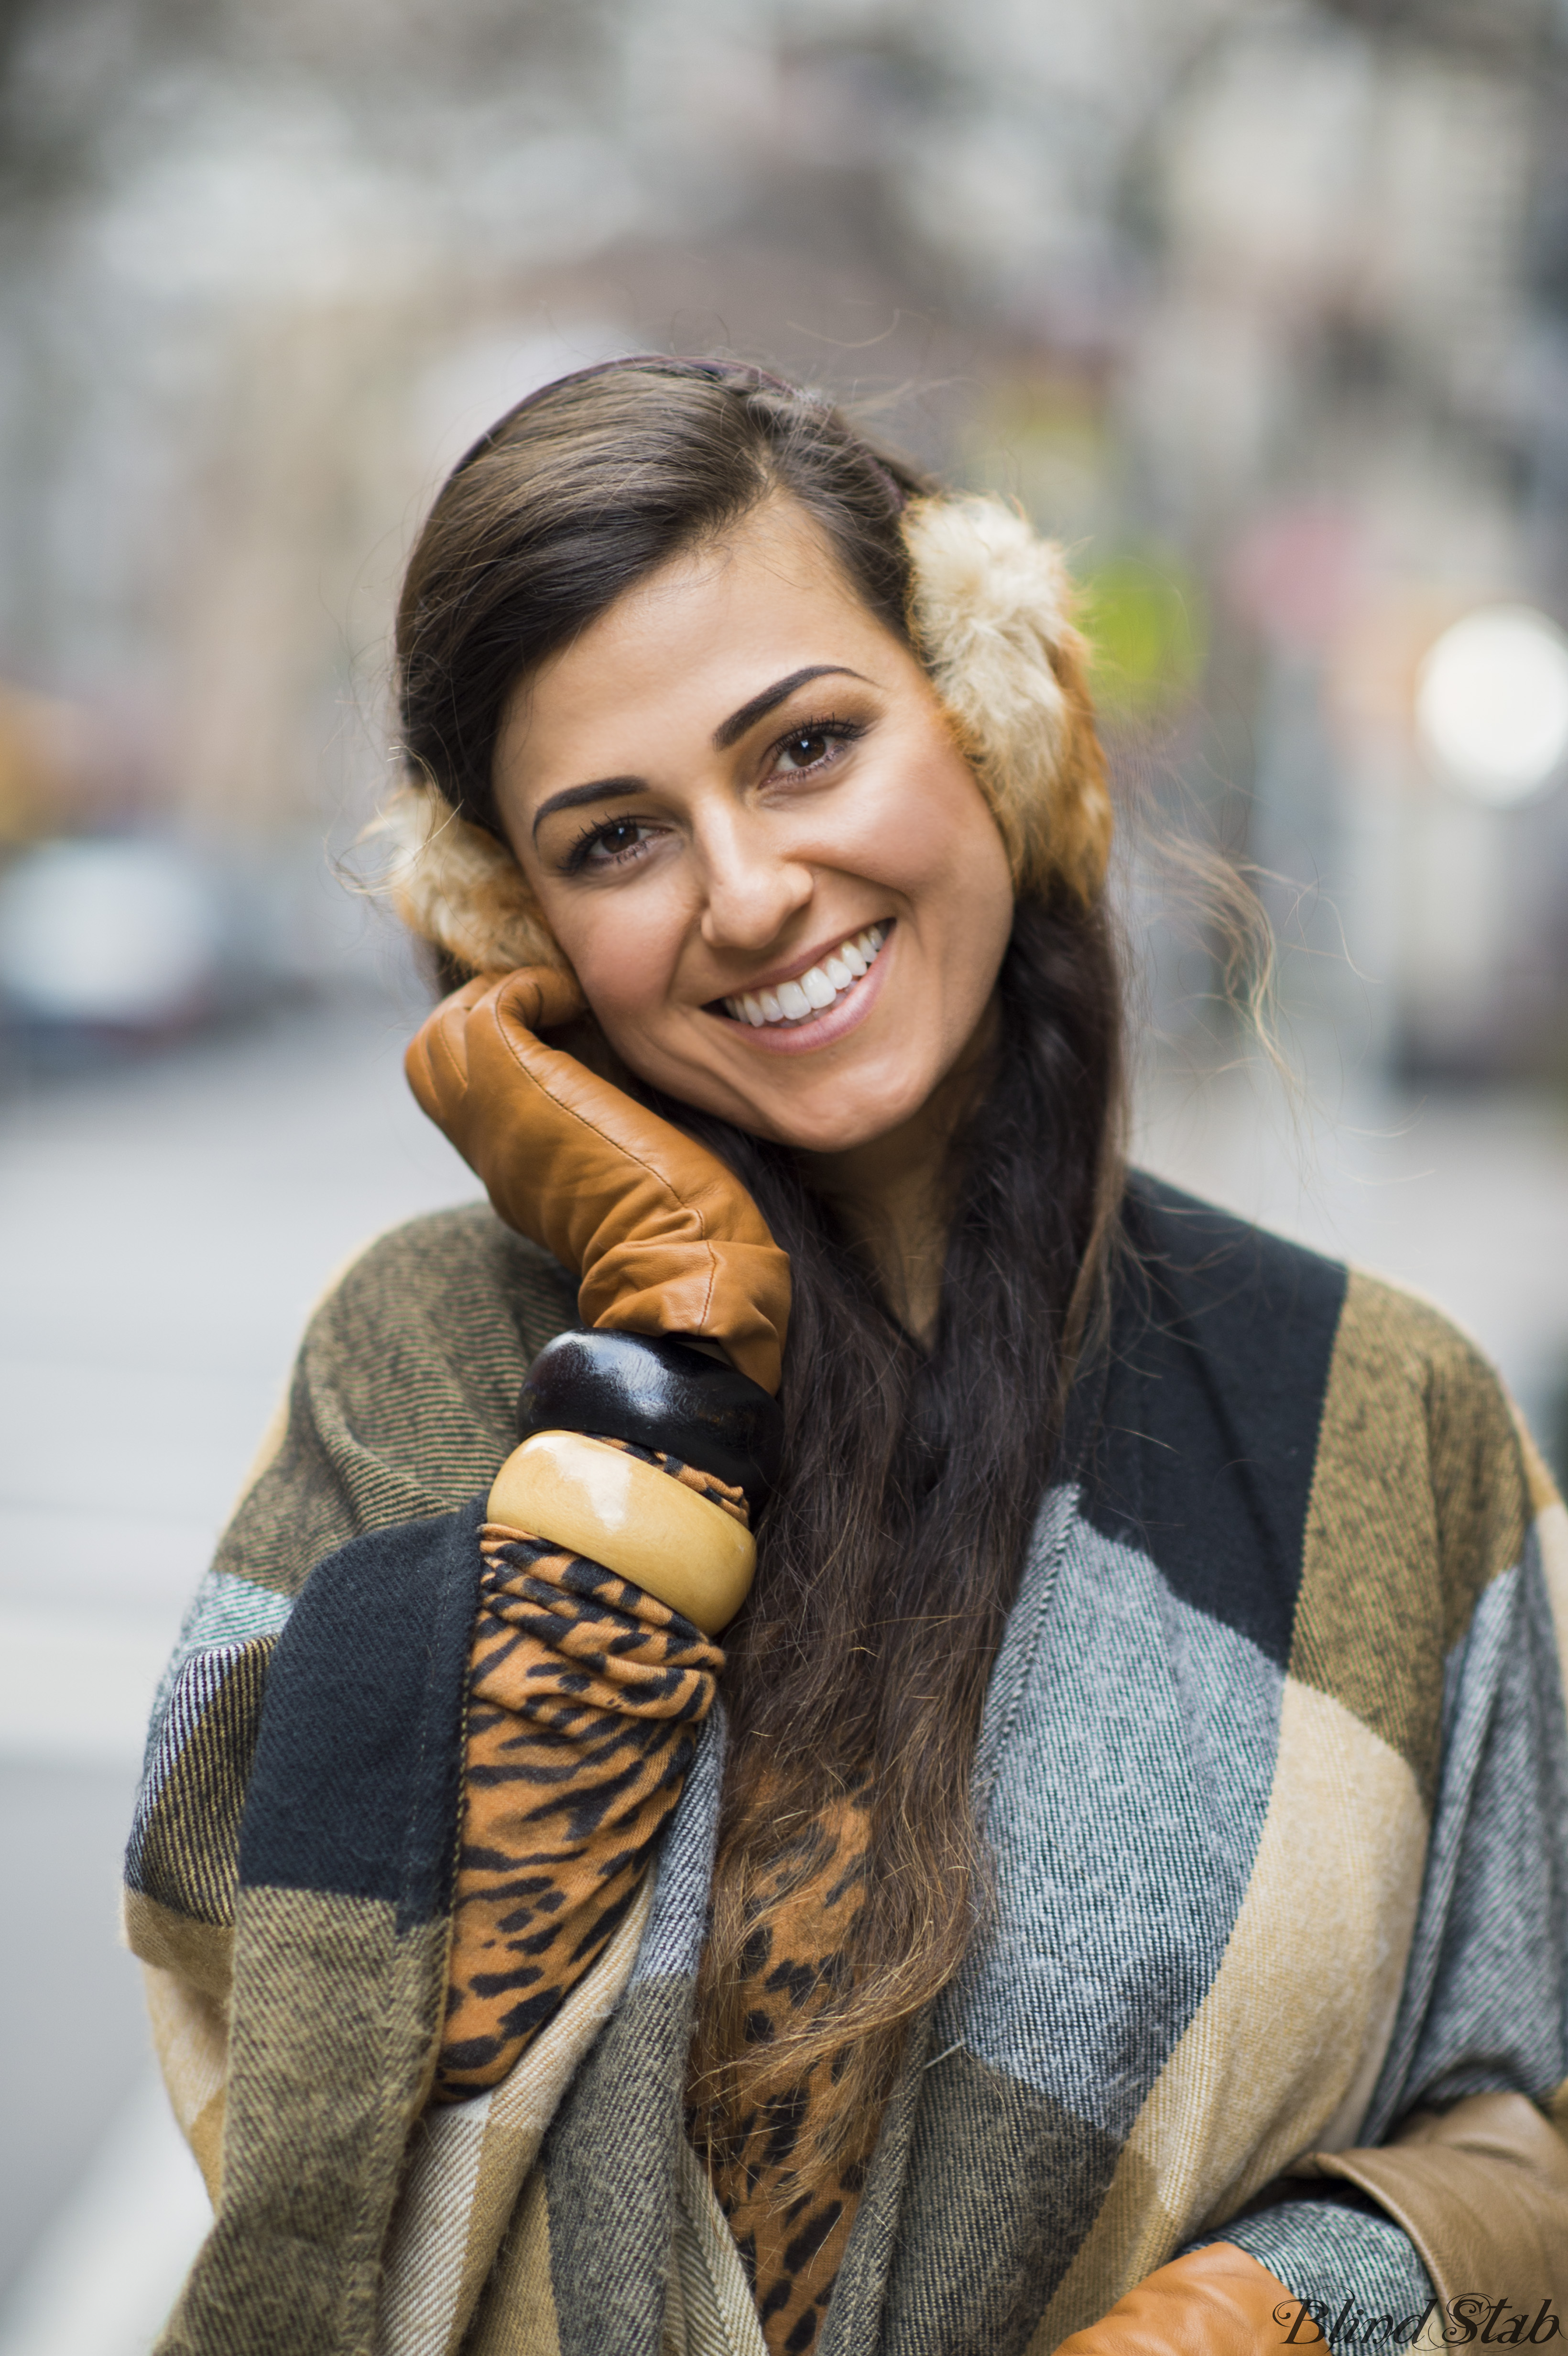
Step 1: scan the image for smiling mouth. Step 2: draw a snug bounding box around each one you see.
[719,924,890,1029]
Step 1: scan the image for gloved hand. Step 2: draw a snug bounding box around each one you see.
[1053,2244,1300,2356]
[405,967,791,1396]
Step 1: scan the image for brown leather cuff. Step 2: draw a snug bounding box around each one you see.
[1294,2092,1568,2312]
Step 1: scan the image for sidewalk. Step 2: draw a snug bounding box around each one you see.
[0,982,471,2333]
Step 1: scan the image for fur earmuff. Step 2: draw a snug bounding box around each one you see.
[902,495,1113,906]
[380,491,1111,976]
[372,783,563,976]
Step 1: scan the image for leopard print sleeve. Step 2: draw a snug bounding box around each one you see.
[432,1440,739,2104]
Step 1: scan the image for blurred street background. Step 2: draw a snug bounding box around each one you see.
[2,0,1567,2345]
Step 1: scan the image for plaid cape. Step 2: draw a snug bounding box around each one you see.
[123,1178,1568,2355]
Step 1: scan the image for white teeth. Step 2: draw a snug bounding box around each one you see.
[722,923,890,1028]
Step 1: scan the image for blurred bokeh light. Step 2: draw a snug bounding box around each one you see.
[1415,606,1568,804]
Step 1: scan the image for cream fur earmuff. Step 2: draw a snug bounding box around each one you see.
[375,493,1112,977]
[901,496,1112,906]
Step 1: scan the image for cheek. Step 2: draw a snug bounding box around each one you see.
[958,809,1017,942]
[889,763,1016,1040]
[879,749,1014,926]
[538,888,684,1042]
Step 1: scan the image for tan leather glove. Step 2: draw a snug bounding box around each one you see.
[405,968,791,1395]
[1053,2244,1300,2356]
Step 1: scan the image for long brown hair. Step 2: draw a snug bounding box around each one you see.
[395,357,1124,2181]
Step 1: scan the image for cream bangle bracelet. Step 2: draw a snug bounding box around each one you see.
[486,1429,756,1637]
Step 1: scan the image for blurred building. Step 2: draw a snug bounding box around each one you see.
[0,0,1563,1072]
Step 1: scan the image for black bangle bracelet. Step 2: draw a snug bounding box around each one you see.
[515,1331,785,1517]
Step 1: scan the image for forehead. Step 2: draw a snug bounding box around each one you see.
[497,500,901,796]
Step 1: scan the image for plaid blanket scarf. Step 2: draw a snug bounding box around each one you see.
[122,1178,1568,2356]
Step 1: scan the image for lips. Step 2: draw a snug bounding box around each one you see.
[720,925,889,1029]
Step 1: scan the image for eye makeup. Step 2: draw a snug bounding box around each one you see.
[547,709,871,877]
[764,713,866,778]
[559,813,661,876]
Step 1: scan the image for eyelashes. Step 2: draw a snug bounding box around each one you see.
[560,814,650,875]
[770,713,866,774]
[555,711,868,877]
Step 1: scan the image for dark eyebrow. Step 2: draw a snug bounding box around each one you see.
[531,665,869,839]
[712,665,868,750]
[531,776,642,841]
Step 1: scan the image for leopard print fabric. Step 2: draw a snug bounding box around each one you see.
[432,1437,736,2102]
[436,1444,889,2356]
[689,1776,876,2356]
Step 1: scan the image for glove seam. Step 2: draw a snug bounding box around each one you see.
[486,983,724,1330]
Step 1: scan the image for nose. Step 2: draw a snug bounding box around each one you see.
[694,804,814,954]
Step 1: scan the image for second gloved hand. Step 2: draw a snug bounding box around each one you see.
[1052,2245,1301,2356]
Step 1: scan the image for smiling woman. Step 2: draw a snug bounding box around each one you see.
[125,360,1568,2356]
[495,495,1014,1163]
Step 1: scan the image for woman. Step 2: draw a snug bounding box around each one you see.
[125,359,1568,2356]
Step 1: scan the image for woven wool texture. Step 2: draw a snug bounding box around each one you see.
[124,1188,1568,2356]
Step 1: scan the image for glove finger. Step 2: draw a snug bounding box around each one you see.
[495,964,587,1037]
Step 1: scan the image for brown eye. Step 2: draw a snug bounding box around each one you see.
[780,730,829,768]
[561,814,659,875]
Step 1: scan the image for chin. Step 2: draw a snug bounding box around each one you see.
[615,1029,938,1154]
[758,1102,911,1154]
[721,1070,935,1156]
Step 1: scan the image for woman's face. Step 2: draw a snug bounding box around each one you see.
[492,497,1015,1155]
